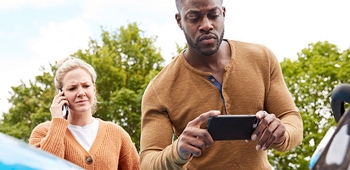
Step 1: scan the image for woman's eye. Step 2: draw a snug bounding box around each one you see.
[67,87,76,91]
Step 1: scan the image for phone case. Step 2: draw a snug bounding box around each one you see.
[207,115,260,140]
[62,105,68,117]
[59,89,69,118]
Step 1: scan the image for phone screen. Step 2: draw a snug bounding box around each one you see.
[207,115,260,140]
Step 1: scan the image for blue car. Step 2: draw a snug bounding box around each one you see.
[0,132,83,170]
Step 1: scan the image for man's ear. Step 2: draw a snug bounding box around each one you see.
[175,13,182,30]
[222,6,226,17]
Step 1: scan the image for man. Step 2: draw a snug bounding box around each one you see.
[140,0,303,169]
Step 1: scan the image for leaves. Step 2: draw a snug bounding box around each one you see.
[270,41,350,169]
[0,22,164,151]
[75,23,164,150]
[2,22,350,168]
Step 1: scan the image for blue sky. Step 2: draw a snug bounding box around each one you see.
[1,0,350,116]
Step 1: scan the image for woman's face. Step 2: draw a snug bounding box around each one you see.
[61,68,96,115]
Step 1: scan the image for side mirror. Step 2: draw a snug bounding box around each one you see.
[331,84,350,122]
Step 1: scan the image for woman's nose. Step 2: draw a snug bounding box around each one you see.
[76,87,86,97]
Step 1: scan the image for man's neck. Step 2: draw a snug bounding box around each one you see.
[184,40,231,73]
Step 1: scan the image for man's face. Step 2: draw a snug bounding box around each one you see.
[176,0,225,56]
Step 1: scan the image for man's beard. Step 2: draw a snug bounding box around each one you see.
[185,29,225,56]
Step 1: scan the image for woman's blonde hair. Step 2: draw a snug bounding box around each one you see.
[54,56,98,114]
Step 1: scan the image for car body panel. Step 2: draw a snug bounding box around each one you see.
[0,132,83,170]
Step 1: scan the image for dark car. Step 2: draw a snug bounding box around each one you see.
[0,132,83,170]
[309,84,350,169]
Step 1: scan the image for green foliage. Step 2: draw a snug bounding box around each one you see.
[0,22,164,151]
[269,41,350,169]
[75,23,164,150]
[172,42,187,59]
[0,66,54,141]
[2,23,350,169]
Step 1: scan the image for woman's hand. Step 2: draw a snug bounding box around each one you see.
[50,91,68,119]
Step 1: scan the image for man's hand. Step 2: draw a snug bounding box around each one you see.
[177,110,220,159]
[251,110,286,151]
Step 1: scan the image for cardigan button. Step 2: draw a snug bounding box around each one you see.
[86,156,93,164]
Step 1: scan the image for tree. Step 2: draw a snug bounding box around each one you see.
[75,23,164,150]
[269,41,350,169]
[0,68,54,140]
[0,22,164,151]
[173,42,187,59]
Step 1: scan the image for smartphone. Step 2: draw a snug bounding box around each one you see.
[59,89,69,119]
[207,115,260,140]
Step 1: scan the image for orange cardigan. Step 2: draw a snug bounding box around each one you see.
[29,118,140,170]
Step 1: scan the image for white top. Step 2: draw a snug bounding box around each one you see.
[68,118,99,152]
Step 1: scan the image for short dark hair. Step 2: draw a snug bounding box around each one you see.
[175,0,224,12]
[175,0,183,12]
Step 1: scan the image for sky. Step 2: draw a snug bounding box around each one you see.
[1,0,350,117]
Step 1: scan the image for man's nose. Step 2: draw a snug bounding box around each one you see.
[199,16,213,32]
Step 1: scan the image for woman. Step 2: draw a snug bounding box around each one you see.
[29,57,140,170]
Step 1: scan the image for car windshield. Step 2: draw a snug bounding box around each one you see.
[325,123,350,165]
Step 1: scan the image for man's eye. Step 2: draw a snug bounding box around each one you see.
[187,14,200,22]
[209,14,219,19]
[189,17,199,22]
